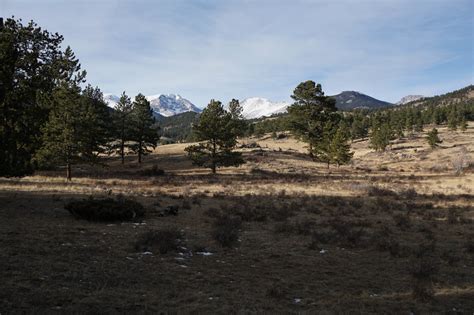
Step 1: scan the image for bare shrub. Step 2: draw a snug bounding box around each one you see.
[65,196,144,222]
[451,146,471,175]
[447,209,459,224]
[139,165,165,176]
[212,214,242,248]
[411,258,437,302]
[392,213,411,230]
[367,186,398,197]
[465,236,474,254]
[135,228,183,254]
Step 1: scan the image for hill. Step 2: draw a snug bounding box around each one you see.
[156,111,199,142]
[402,85,474,108]
[332,91,393,110]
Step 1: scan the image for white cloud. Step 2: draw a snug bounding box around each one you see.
[3,0,473,106]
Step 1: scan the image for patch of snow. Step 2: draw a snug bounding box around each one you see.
[196,251,213,256]
[319,249,327,254]
[141,251,153,255]
[238,97,290,119]
[396,95,425,105]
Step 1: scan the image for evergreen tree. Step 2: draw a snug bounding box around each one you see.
[185,100,244,174]
[80,85,111,163]
[414,110,424,132]
[287,80,337,156]
[35,46,90,180]
[111,92,134,164]
[130,94,159,164]
[426,128,442,148]
[350,112,369,140]
[330,126,353,167]
[0,18,64,176]
[370,123,392,152]
[227,98,248,137]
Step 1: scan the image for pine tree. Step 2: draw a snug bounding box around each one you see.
[0,18,64,176]
[287,81,337,156]
[447,106,459,130]
[227,98,248,137]
[129,94,159,164]
[111,92,134,164]
[185,99,244,174]
[370,122,392,152]
[426,128,442,148]
[35,47,89,180]
[80,85,112,163]
[330,126,353,167]
[350,112,369,140]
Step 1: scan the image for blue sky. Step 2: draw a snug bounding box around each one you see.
[3,0,473,107]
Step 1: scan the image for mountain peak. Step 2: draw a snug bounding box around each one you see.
[104,93,201,117]
[331,91,393,110]
[239,97,290,119]
[396,95,425,105]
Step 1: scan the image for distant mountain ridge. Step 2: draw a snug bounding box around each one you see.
[399,85,474,108]
[396,95,425,105]
[104,93,201,117]
[105,90,396,119]
[331,91,393,110]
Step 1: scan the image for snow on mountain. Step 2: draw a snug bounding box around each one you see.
[239,97,290,119]
[396,95,425,105]
[103,93,201,117]
[146,94,201,117]
[103,93,120,108]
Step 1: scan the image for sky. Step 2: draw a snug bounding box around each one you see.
[2,0,473,108]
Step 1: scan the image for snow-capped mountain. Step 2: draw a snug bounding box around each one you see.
[103,93,120,108]
[396,95,425,105]
[239,97,290,119]
[103,93,201,117]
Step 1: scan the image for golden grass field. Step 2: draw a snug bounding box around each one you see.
[1,123,473,313]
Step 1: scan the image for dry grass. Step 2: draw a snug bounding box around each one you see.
[0,123,473,313]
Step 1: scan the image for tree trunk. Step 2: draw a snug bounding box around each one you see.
[120,140,125,164]
[138,142,142,164]
[211,163,216,174]
[66,162,71,181]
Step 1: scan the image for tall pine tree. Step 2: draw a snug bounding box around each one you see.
[185,99,244,174]
[130,94,159,164]
[287,81,337,157]
[111,92,134,164]
[329,126,353,167]
[0,18,64,176]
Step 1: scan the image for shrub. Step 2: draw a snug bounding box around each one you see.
[452,146,471,175]
[411,257,437,302]
[212,214,242,248]
[393,213,411,230]
[367,186,398,197]
[465,237,474,254]
[135,228,183,254]
[65,197,144,222]
[140,165,165,176]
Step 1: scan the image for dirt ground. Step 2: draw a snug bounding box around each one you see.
[1,124,473,313]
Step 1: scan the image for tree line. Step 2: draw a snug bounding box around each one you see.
[0,18,159,179]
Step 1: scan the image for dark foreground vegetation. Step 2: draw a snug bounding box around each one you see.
[1,182,473,313]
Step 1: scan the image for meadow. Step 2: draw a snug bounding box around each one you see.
[1,124,473,313]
